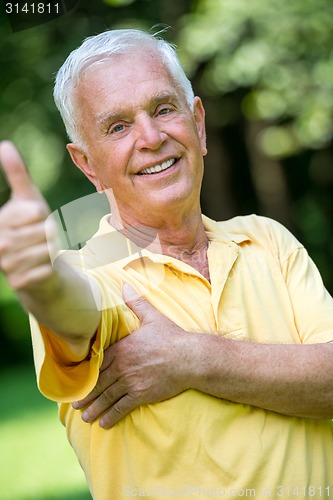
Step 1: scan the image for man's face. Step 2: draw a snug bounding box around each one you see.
[68,50,207,227]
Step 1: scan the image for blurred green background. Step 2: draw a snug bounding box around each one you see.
[0,0,333,497]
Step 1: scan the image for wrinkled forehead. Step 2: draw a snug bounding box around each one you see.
[79,48,169,86]
[74,49,187,111]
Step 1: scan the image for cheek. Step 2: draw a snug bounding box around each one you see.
[96,158,130,192]
[104,141,133,171]
[89,148,118,179]
[176,121,202,150]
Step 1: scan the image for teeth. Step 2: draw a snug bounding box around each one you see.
[139,158,176,175]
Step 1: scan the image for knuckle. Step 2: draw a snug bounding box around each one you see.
[125,377,145,401]
[93,380,103,395]
[29,202,48,221]
[0,237,11,255]
[7,274,25,291]
[31,265,53,284]
[0,255,16,275]
[113,403,124,416]
[100,387,115,405]
[16,200,48,223]
[0,201,13,223]
[132,386,146,402]
[116,359,127,373]
[134,296,146,307]
[42,244,52,261]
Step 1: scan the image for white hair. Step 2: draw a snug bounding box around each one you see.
[53,29,195,148]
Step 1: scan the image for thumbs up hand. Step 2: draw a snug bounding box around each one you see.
[0,141,100,353]
[0,141,55,291]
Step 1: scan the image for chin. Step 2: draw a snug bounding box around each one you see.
[149,193,198,215]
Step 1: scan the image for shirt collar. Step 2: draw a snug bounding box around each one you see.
[83,213,250,269]
[202,215,251,245]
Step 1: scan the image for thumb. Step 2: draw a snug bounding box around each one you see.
[122,283,157,323]
[0,141,41,200]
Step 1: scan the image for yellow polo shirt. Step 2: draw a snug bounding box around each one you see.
[30,214,333,499]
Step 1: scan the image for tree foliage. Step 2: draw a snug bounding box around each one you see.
[179,0,333,157]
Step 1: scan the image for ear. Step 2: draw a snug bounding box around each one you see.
[193,96,207,157]
[67,144,104,192]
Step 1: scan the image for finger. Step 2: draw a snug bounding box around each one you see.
[99,394,138,428]
[72,372,117,410]
[0,141,40,200]
[122,282,157,323]
[80,382,126,423]
[0,242,51,276]
[72,387,103,410]
[6,263,54,291]
[0,222,49,253]
[72,351,117,410]
[99,342,116,372]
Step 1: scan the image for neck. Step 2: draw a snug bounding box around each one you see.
[109,207,210,280]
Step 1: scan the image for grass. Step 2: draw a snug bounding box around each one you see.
[0,363,92,500]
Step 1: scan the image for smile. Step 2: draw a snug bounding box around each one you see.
[137,158,176,175]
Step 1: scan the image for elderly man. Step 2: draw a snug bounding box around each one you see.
[0,29,333,499]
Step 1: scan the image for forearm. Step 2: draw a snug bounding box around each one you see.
[19,260,101,356]
[188,334,333,419]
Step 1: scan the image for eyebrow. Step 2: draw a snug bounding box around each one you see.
[96,91,181,128]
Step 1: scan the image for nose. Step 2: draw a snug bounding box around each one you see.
[135,115,167,151]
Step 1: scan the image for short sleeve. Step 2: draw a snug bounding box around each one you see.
[256,216,333,345]
[281,246,333,344]
[30,305,114,403]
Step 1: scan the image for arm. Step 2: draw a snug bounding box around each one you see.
[0,141,101,358]
[74,284,333,427]
[187,332,333,419]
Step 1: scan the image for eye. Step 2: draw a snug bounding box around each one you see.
[156,104,175,117]
[158,107,171,116]
[110,123,125,134]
